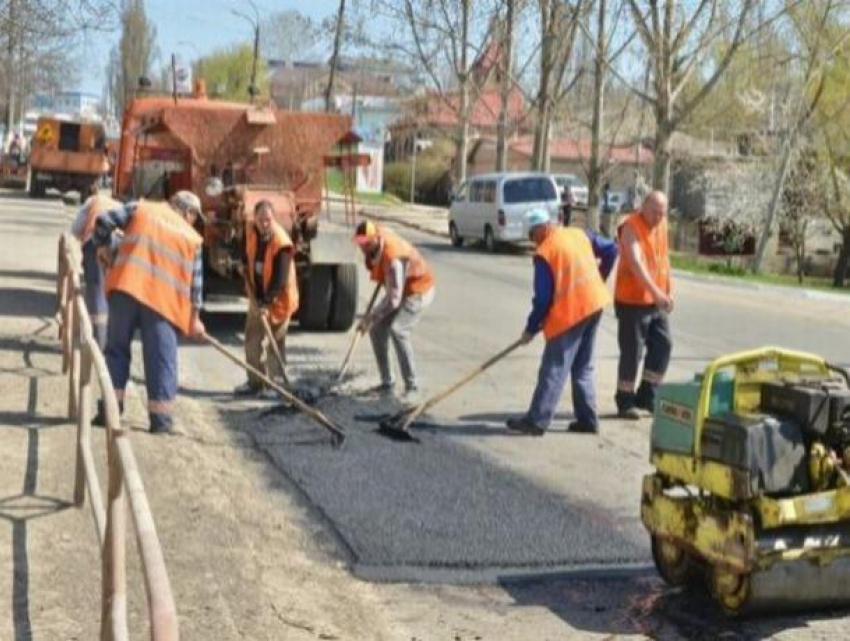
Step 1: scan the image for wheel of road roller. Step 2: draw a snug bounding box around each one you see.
[651,536,696,587]
[710,565,751,614]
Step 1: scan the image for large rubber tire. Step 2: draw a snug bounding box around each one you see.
[449,222,464,247]
[651,536,696,587]
[298,265,333,331]
[328,264,358,331]
[28,172,44,199]
[483,225,496,253]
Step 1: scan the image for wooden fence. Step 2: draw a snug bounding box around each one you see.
[56,233,179,641]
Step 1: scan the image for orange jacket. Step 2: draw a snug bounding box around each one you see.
[368,226,434,296]
[246,222,299,323]
[536,227,610,340]
[614,212,670,305]
[105,200,203,335]
[79,195,121,244]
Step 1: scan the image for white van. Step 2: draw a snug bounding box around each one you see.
[448,172,560,252]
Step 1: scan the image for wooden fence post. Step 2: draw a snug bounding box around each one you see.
[75,347,92,507]
[101,419,128,641]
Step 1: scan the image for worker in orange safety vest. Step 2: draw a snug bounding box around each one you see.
[353,221,435,401]
[507,209,617,436]
[613,190,673,419]
[234,199,299,397]
[91,191,206,434]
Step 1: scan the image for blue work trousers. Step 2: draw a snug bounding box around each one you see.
[104,291,179,431]
[82,241,109,351]
[526,311,602,429]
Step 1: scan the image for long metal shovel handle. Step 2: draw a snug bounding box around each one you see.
[203,333,346,444]
[396,338,525,432]
[335,282,383,384]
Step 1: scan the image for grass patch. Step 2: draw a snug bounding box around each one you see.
[325,168,402,206]
[670,252,850,294]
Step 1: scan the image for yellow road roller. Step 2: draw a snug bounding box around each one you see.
[642,346,850,613]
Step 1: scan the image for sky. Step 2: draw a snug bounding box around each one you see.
[76,0,341,97]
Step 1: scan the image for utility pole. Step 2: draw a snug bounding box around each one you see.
[325,0,347,112]
[587,0,606,234]
[5,0,17,144]
[231,0,261,103]
[409,133,419,204]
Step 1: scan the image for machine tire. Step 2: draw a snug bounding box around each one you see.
[710,565,751,614]
[483,225,496,253]
[299,264,333,331]
[449,222,464,247]
[28,173,44,199]
[651,536,696,587]
[328,263,358,331]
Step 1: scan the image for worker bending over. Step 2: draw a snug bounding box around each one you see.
[234,200,299,396]
[92,192,206,434]
[614,190,673,419]
[70,187,120,349]
[508,210,617,436]
[353,221,435,400]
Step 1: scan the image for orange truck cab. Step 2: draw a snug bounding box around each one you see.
[28,116,107,198]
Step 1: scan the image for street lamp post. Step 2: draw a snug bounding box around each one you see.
[230,0,261,103]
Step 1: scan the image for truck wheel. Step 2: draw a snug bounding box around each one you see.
[299,265,333,331]
[28,173,43,199]
[328,264,358,331]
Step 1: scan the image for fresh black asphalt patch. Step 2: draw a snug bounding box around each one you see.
[247,395,649,583]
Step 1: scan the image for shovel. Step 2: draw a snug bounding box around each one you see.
[334,283,383,385]
[378,338,524,441]
[203,333,346,446]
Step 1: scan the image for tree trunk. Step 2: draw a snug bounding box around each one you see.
[586,0,606,233]
[833,227,850,288]
[495,0,514,172]
[324,0,346,113]
[455,0,470,185]
[751,133,797,274]
[652,119,673,193]
[5,0,17,140]
[532,97,551,171]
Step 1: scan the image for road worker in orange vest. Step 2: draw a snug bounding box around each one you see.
[70,185,121,349]
[507,209,617,436]
[613,190,673,420]
[90,191,206,434]
[353,221,435,401]
[234,200,299,397]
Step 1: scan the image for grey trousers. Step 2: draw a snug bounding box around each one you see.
[244,301,290,387]
[369,288,434,390]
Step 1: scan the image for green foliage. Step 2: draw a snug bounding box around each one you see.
[197,44,269,103]
[384,160,452,206]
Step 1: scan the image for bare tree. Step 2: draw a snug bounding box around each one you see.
[624,0,757,192]
[325,0,347,112]
[262,10,318,66]
[495,0,518,171]
[531,0,587,171]
[751,0,848,273]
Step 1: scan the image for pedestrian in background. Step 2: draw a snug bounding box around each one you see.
[91,191,206,433]
[234,200,298,397]
[613,190,673,419]
[353,221,435,401]
[70,185,120,349]
[508,209,617,436]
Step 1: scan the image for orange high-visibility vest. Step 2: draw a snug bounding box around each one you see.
[615,212,670,305]
[536,227,611,340]
[246,221,299,323]
[369,226,435,296]
[79,194,121,244]
[105,200,202,335]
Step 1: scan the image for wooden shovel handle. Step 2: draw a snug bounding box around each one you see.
[396,338,525,431]
[203,333,345,443]
[260,313,290,387]
[335,282,383,383]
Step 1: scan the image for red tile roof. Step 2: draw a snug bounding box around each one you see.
[510,136,653,164]
[420,87,526,129]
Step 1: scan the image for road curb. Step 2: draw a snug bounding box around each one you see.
[360,208,450,239]
[673,269,850,304]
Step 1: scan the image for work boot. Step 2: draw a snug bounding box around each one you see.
[233,381,263,397]
[367,381,395,396]
[149,413,173,435]
[616,392,640,420]
[635,382,657,413]
[506,416,545,436]
[567,421,598,434]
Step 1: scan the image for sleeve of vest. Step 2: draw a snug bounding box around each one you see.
[525,256,554,335]
[93,201,137,246]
